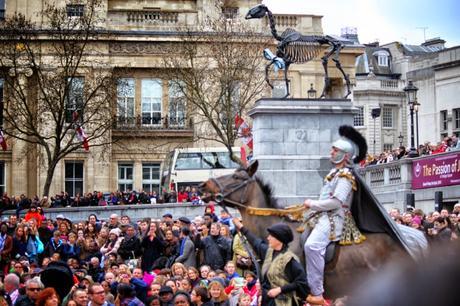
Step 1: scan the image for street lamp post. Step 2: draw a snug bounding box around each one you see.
[414,101,420,148]
[398,132,404,147]
[404,80,419,157]
[307,83,317,99]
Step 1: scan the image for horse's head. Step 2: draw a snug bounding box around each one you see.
[199,160,259,209]
[245,4,269,19]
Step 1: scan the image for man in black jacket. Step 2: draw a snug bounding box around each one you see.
[14,277,43,306]
[117,225,141,261]
[233,219,309,306]
[194,222,231,271]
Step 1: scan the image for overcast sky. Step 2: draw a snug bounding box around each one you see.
[262,0,460,47]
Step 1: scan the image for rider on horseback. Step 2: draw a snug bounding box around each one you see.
[303,125,366,305]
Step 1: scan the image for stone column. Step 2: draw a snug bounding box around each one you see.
[248,98,357,206]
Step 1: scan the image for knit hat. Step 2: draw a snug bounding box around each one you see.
[109,228,120,236]
[267,223,293,245]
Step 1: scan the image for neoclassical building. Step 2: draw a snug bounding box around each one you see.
[0,0,361,197]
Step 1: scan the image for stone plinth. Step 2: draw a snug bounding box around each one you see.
[248,98,357,206]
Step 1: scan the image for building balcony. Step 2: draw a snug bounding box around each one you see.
[107,9,198,31]
[112,115,194,138]
[354,78,405,94]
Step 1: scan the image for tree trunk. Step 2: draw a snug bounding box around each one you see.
[42,160,58,197]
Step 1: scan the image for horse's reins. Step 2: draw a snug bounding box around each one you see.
[209,175,311,283]
[210,177,306,221]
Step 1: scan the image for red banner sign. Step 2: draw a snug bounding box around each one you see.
[412,152,460,189]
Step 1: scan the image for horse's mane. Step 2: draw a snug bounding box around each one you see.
[254,175,280,209]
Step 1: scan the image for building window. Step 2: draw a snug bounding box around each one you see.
[0,0,5,21]
[440,110,448,131]
[378,55,388,67]
[453,108,460,130]
[67,4,84,17]
[118,163,133,192]
[383,143,393,151]
[141,79,162,126]
[382,106,394,128]
[65,77,84,123]
[142,163,160,193]
[0,161,4,195]
[222,7,239,19]
[117,78,135,125]
[353,106,364,127]
[65,161,83,197]
[168,81,186,127]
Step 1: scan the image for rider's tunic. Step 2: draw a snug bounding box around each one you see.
[304,167,355,296]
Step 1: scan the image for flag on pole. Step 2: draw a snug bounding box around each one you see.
[235,114,253,165]
[73,112,89,151]
[0,129,7,151]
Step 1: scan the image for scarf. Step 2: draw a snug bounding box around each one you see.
[0,233,6,252]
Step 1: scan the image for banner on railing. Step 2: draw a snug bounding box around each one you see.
[412,152,460,189]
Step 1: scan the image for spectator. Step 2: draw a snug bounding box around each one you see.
[108,215,121,230]
[190,286,210,306]
[158,286,173,306]
[101,229,123,257]
[141,223,165,272]
[118,225,141,261]
[117,283,144,306]
[172,291,191,306]
[73,288,89,306]
[24,206,43,227]
[0,222,13,273]
[88,283,113,306]
[14,277,43,306]
[36,288,60,306]
[207,280,229,306]
[174,227,196,268]
[195,223,231,271]
[44,231,65,259]
[4,273,20,305]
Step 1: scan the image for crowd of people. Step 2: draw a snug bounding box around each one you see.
[0,185,203,216]
[361,134,460,167]
[389,204,460,243]
[0,202,269,306]
[0,196,457,306]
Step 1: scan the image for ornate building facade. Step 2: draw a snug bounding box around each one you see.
[0,0,360,197]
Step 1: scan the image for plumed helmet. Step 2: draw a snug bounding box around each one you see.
[332,125,368,164]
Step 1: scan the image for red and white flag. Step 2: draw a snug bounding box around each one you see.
[235,114,253,165]
[234,114,253,149]
[0,129,7,151]
[73,112,89,151]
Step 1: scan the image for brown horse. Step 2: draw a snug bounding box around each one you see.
[200,160,408,299]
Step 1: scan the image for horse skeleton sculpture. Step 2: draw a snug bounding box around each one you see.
[246,4,351,99]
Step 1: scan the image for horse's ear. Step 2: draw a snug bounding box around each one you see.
[246,160,258,177]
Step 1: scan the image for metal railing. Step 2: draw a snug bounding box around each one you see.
[113,116,192,130]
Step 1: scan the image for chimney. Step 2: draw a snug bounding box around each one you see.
[421,37,446,50]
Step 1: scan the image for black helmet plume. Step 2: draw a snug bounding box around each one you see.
[338,125,367,163]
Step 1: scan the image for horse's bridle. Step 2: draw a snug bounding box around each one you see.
[210,175,255,211]
[209,175,306,221]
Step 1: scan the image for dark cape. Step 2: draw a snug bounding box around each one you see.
[351,169,415,258]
